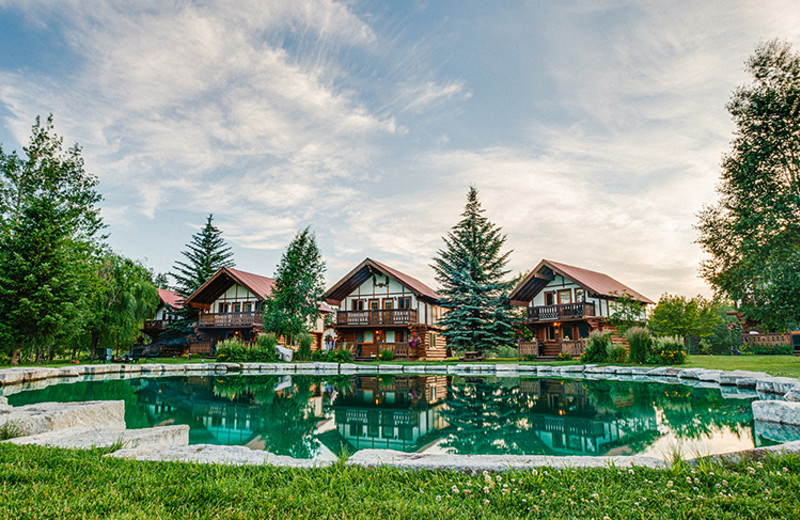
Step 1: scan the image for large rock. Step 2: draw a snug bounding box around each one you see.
[0,367,60,386]
[378,364,404,374]
[784,386,800,402]
[347,449,666,471]
[5,424,189,450]
[756,377,800,395]
[718,370,770,387]
[109,444,331,467]
[0,400,125,437]
[752,400,800,426]
[754,420,800,444]
[275,346,293,362]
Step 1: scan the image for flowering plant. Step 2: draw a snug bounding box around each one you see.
[512,328,533,343]
[409,332,421,348]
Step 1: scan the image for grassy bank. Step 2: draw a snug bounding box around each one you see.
[0,444,797,519]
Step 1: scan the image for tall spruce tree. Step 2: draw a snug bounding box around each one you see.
[432,186,515,352]
[697,40,800,331]
[171,214,234,320]
[262,227,326,351]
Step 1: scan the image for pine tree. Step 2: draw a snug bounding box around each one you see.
[432,186,515,352]
[262,227,326,351]
[171,214,234,319]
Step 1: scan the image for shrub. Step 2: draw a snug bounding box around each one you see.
[751,343,793,355]
[612,345,629,364]
[580,331,613,363]
[311,349,353,363]
[647,337,686,365]
[377,349,394,361]
[490,345,519,359]
[556,352,574,361]
[296,332,313,361]
[215,337,249,362]
[625,326,652,364]
[216,335,280,363]
[256,333,279,350]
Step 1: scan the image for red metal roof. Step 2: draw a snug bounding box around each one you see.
[157,288,183,310]
[325,258,440,304]
[225,267,276,300]
[509,259,654,305]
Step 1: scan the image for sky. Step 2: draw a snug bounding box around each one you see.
[1,0,799,301]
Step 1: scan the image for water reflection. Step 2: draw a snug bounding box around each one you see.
[7,374,800,460]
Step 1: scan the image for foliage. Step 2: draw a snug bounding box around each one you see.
[262,227,326,345]
[310,349,353,363]
[215,337,279,363]
[81,252,158,356]
[649,294,722,349]
[488,345,519,359]
[511,327,533,343]
[377,349,394,361]
[432,185,515,352]
[0,420,23,440]
[296,332,314,361]
[702,304,743,354]
[647,337,687,365]
[751,343,794,355]
[409,332,421,348]
[256,333,279,350]
[625,326,653,364]
[556,352,573,361]
[696,40,800,332]
[170,214,234,322]
[579,331,613,363]
[0,116,104,364]
[612,345,629,364]
[606,292,645,335]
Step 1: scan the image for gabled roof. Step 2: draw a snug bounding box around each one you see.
[509,259,654,306]
[325,258,440,305]
[157,288,183,310]
[183,267,276,308]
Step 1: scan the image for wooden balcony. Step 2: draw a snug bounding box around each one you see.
[336,309,418,327]
[526,302,596,321]
[519,339,585,358]
[198,312,262,328]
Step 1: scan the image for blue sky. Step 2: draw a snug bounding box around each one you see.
[1,0,799,300]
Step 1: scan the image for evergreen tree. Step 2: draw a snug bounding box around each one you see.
[432,186,515,352]
[171,214,234,319]
[697,40,800,331]
[262,227,326,350]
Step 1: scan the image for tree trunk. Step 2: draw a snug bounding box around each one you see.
[10,348,21,365]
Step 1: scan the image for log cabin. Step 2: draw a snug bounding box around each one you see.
[325,258,448,361]
[509,259,653,358]
[182,267,330,356]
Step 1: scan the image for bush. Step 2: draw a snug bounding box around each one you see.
[556,352,574,361]
[215,337,250,363]
[580,331,613,363]
[751,343,793,355]
[256,333,279,350]
[647,337,686,365]
[489,345,519,359]
[311,349,353,363]
[612,345,629,364]
[625,326,652,364]
[296,332,313,361]
[216,335,280,363]
[377,349,394,361]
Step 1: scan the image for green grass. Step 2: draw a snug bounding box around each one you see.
[677,355,800,379]
[0,444,798,519]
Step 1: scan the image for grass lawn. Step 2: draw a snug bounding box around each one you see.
[675,355,800,379]
[0,444,797,519]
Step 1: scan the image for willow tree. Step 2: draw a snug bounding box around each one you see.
[432,186,515,352]
[697,40,800,332]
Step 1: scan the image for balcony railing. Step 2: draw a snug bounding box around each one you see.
[527,302,596,321]
[336,309,418,327]
[198,312,262,328]
[519,339,585,358]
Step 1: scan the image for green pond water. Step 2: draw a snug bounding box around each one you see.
[7,374,799,460]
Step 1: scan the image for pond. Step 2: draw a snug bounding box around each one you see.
[7,374,799,461]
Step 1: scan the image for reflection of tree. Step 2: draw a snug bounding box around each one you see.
[8,379,151,429]
[214,375,321,459]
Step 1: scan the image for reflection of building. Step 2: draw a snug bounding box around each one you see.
[509,259,653,358]
[524,379,658,456]
[334,376,449,451]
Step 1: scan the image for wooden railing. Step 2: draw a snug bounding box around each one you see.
[525,339,586,358]
[740,333,791,347]
[142,319,177,330]
[336,309,419,326]
[198,312,262,327]
[527,302,596,321]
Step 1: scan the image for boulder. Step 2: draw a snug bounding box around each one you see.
[109,444,331,468]
[0,400,125,437]
[718,370,770,387]
[756,378,800,396]
[275,346,293,362]
[5,424,189,450]
[784,386,800,402]
[378,364,404,374]
[752,400,800,426]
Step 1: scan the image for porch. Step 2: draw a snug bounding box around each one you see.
[341,341,447,361]
[336,309,419,327]
[519,339,585,359]
[198,312,262,328]
[527,302,596,321]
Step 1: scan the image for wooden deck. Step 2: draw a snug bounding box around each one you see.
[336,309,418,327]
[198,312,262,328]
[519,339,585,359]
[526,302,596,321]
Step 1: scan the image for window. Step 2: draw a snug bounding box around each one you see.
[558,290,572,305]
[546,325,556,341]
[244,302,252,312]
[383,299,393,310]
[364,331,373,343]
[233,303,241,313]
[369,299,379,310]
[545,292,555,306]
[352,300,364,311]
[218,302,229,314]
[398,297,411,309]
[386,331,395,343]
[575,289,585,302]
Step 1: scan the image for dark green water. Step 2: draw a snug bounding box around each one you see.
[6,375,798,460]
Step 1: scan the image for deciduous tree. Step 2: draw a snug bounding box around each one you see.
[697,40,800,332]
